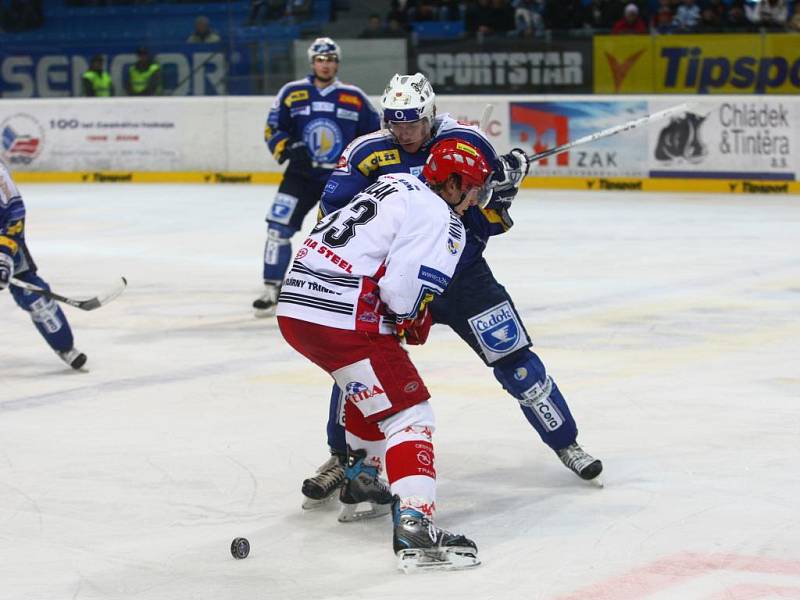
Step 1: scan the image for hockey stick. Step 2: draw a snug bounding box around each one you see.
[526,102,693,163]
[479,103,494,132]
[10,276,128,311]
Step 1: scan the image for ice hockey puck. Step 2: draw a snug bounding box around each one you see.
[230,537,250,559]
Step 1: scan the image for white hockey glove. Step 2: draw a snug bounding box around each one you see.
[0,252,13,291]
[488,149,531,205]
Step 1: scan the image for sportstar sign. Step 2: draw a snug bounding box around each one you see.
[411,40,592,93]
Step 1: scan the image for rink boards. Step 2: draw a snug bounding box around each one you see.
[2,94,798,194]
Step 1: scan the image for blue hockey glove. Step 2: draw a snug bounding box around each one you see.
[0,252,13,291]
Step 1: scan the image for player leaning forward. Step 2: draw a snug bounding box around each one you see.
[0,161,86,369]
[277,140,491,571]
[253,37,380,314]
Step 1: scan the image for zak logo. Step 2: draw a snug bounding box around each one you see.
[510,104,569,167]
[344,381,385,404]
[468,301,526,360]
[1,114,44,165]
[605,49,646,93]
[654,112,707,163]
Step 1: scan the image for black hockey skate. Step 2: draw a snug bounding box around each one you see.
[338,448,393,523]
[301,451,346,510]
[57,348,87,370]
[393,501,480,573]
[252,282,280,317]
[556,442,603,484]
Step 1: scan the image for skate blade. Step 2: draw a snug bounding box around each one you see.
[397,547,481,573]
[587,475,604,489]
[301,493,339,511]
[337,501,392,523]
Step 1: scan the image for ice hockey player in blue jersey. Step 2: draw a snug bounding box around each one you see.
[253,37,381,315]
[300,73,602,509]
[0,161,87,370]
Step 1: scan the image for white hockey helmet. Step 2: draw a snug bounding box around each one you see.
[380,73,436,127]
[307,37,341,63]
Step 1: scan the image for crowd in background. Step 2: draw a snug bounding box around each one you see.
[381,0,800,36]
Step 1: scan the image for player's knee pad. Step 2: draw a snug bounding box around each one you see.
[378,401,435,441]
[263,222,294,266]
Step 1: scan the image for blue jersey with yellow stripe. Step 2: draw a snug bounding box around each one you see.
[266,76,380,183]
[320,114,513,270]
[0,162,26,268]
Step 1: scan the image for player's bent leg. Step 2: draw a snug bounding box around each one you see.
[254,221,296,316]
[379,402,479,572]
[493,350,602,481]
[10,272,86,370]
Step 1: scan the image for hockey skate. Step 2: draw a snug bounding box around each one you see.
[556,442,603,485]
[57,347,87,370]
[393,502,480,573]
[337,449,393,523]
[301,451,346,510]
[252,282,280,317]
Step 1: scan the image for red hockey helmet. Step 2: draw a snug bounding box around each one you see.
[422,139,492,190]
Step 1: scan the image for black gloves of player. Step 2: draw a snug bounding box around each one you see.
[280,140,312,168]
[489,148,531,205]
[0,252,13,291]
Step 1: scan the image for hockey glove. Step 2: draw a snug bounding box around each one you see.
[282,141,312,169]
[0,252,13,291]
[489,148,531,205]
[395,307,433,346]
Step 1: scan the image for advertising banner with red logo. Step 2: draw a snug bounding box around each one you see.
[509,100,650,177]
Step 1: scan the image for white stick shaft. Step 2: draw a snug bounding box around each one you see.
[527,102,692,163]
[479,103,494,133]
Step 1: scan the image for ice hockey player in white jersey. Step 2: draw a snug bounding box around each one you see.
[276,138,492,571]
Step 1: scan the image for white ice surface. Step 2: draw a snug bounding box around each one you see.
[1,185,799,600]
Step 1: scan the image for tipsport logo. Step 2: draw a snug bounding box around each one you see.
[661,47,800,93]
[604,49,646,93]
[1,114,44,165]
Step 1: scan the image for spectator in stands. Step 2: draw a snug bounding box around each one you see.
[125,47,162,97]
[247,0,287,24]
[726,0,750,28]
[581,0,616,31]
[612,2,647,32]
[698,0,727,31]
[359,13,386,37]
[385,16,408,36]
[650,0,674,32]
[514,0,545,36]
[408,0,439,21]
[187,15,221,43]
[746,0,788,29]
[286,0,312,21]
[438,0,464,20]
[82,55,114,97]
[672,0,700,31]
[788,2,800,30]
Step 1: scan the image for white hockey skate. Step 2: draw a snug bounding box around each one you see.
[337,449,392,523]
[301,452,345,510]
[556,442,603,487]
[393,504,480,573]
[252,282,280,317]
[57,347,87,370]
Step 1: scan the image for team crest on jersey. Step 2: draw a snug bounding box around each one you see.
[468,301,528,361]
[303,118,343,164]
[447,237,460,255]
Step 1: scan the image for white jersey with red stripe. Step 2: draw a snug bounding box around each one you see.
[276,172,465,333]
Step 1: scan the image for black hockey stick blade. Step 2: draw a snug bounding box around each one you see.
[10,276,128,311]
